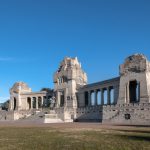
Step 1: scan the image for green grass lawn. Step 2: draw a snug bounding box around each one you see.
[0,126,149,150]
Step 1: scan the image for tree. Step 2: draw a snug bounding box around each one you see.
[40,88,53,93]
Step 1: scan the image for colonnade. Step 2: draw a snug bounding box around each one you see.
[84,86,115,106]
[27,96,44,110]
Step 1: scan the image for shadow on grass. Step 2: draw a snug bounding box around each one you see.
[116,134,150,142]
[116,129,150,134]
[113,124,150,128]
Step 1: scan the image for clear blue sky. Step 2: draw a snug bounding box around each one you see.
[0,0,150,102]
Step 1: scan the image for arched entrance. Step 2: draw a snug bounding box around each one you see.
[27,97,31,109]
[60,91,64,107]
[129,80,140,103]
[14,98,17,110]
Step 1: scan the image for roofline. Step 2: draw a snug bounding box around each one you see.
[21,91,47,95]
[82,77,120,88]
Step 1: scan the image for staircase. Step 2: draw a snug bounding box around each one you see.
[44,110,63,123]
[19,111,45,123]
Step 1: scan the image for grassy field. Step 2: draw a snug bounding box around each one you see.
[0,125,149,150]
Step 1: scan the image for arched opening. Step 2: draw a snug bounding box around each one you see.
[84,91,88,106]
[129,80,140,103]
[27,97,31,109]
[13,98,17,110]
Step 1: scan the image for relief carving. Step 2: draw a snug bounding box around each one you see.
[120,54,147,76]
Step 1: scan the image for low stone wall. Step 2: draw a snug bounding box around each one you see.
[13,110,34,120]
[0,110,15,121]
[0,110,34,121]
[0,110,9,120]
[103,103,150,125]
[75,103,150,125]
[76,106,103,122]
[55,107,75,122]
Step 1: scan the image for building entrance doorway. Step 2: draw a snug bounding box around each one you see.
[129,80,140,103]
[14,98,17,110]
[60,91,64,107]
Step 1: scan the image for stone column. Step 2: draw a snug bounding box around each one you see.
[31,97,33,109]
[95,90,97,106]
[137,82,140,102]
[18,93,21,110]
[41,96,43,108]
[125,84,127,104]
[88,91,91,106]
[10,96,13,110]
[107,87,110,105]
[36,97,38,110]
[111,87,115,104]
[101,89,104,105]
[55,92,59,107]
[127,82,130,104]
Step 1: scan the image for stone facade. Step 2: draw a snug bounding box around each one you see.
[9,82,48,111]
[54,57,87,108]
[5,54,150,125]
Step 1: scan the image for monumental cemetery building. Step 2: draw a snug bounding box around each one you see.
[1,54,150,125]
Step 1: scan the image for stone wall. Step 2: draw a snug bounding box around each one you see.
[102,103,150,125]
[75,106,102,122]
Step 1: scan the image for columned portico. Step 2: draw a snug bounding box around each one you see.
[79,77,120,107]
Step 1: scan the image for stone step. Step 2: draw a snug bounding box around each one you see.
[44,114,63,123]
[49,110,56,114]
[45,114,57,119]
[44,118,63,123]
